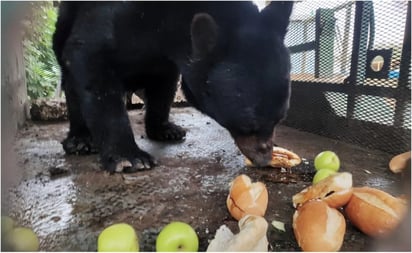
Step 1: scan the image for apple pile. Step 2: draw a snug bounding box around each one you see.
[1,216,40,251]
[312,150,341,184]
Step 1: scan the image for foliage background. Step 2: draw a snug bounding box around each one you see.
[22,1,60,100]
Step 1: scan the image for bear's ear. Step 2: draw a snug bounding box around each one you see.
[191,13,219,59]
[260,1,294,37]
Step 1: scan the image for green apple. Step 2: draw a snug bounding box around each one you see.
[3,227,40,251]
[1,216,15,236]
[314,151,340,172]
[97,223,139,252]
[156,221,198,252]
[313,169,337,184]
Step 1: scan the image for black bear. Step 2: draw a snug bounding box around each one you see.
[53,1,293,173]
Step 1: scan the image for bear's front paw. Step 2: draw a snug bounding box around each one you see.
[101,149,157,173]
[62,135,98,155]
[146,122,186,141]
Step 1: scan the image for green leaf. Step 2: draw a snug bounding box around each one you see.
[23,2,60,99]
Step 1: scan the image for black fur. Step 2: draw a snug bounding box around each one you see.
[53,1,293,172]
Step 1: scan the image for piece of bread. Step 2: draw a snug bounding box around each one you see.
[226,174,268,220]
[292,172,353,208]
[293,200,346,252]
[245,146,301,168]
[345,187,408,238]
[207,215,269,252]
[389,151,411,173]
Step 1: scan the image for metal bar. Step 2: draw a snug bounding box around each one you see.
[288,41,316,54]
[367,2,375,50]
[326,1,354,13]
[290,1,354,22]
[393,1,411,127]
[315,8,321,78]
[397,1,411,91]
[318,8,335,78]
[301,22,308,73]
[292,81,399,98]
[346,1,371,120]
[340,3,352,74]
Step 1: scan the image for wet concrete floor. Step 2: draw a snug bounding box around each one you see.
[1,107,410,251]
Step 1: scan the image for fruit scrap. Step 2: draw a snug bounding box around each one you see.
[271,220,286,232]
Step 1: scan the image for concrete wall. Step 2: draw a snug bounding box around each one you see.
[1,2,30,204]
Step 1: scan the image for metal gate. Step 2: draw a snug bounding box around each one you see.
[284,1,411,155]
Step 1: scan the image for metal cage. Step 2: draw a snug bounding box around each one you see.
[284,1,411,155]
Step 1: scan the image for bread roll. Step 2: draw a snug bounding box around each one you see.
[292,172,353,208]
[293,200,346,252]
[227,174,268,220]
[345,187,407,238]
[389,151,410,173]
[245,146,301,168]
[207,215,269,252]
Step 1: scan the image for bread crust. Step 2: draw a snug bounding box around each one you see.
[226,175,268,220]
[292,172,353,208]
[345,187,407,238]
[293,200,346,251]
[245,146,301,168]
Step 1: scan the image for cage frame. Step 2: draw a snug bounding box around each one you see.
[285,1,411,155]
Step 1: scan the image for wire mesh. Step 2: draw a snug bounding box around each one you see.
[286,0,356,83]
[284,1,411,155]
